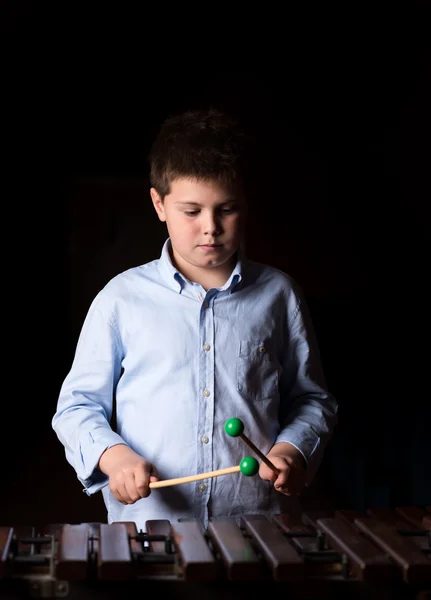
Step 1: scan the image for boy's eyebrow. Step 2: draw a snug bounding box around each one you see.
[174,198,238,206]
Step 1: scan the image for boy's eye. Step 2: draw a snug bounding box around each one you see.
[183,206,237,216]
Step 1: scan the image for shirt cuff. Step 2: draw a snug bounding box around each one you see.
[275,425,321,485]
[77,430,129,495]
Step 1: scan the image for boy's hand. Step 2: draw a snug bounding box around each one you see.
[259,442,306,496]
[98,444,159,504]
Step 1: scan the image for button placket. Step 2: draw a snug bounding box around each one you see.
[197,291,215,513]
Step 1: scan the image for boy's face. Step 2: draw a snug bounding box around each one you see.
[151,177,246,280]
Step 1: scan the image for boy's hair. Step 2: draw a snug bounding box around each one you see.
[148,107,255,199]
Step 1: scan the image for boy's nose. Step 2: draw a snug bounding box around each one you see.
[204,216,221,235]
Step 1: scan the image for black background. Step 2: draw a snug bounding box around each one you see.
[2,2,430,526]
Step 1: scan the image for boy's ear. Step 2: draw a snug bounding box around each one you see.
[150,188,166,222]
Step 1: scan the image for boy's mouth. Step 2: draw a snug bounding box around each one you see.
[198,244,223,250]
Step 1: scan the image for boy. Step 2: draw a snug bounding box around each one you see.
[52,108,338,531]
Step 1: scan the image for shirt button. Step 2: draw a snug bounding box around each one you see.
[258,346,266,353]
[203,389,210,397]
[198,483,207,492]
[203,343,210,352]
[201,436,209,444]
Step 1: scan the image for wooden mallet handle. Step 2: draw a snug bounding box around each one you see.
[239,433,280,475]
[149,465,240,488]
[149,456,259,489]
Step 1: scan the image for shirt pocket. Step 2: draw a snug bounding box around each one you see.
[237,340,281,401]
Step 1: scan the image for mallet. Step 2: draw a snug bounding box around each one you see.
[149,456,259,488]
[224,418,280,476]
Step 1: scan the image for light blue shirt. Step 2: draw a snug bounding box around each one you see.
[52,239,338,531]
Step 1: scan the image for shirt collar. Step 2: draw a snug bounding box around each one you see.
[158,238,244,293]
[158,238,183,292]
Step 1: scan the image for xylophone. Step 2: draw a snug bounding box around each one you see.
[0,505,430,600]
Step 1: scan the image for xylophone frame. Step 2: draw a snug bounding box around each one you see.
[0,505,430,600]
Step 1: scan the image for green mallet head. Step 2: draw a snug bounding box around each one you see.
[239,456,259,477]
[224,417,244,437]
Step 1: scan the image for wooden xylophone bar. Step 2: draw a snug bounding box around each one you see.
[0,505,430,599]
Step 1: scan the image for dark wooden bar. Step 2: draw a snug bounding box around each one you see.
[354,516,431,584]
[272,512,342,577]
[302,510,335,528]
[241,514,305,580]
[207,517,261,581]
[170,521,218,581]
[395,507,430,531]
[98,523,132,580]
[146,519,171,553]
[55,524,89,580]
[367,508,429,551]
[334,509,364,525]
[114,521,141,554]
[143,519,176,577]
[316,516,399,582]
[0,527,13,578]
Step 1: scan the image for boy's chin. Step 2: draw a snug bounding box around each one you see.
[199,259,224,269]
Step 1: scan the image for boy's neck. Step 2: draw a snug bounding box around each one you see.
[170,251,237,291]
[190,267,233,291]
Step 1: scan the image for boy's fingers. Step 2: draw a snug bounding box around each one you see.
[114,482,129,504]
[259,462,278,482]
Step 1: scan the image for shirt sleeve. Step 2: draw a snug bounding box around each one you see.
[52,291,128,495]
[275,290,338,485]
